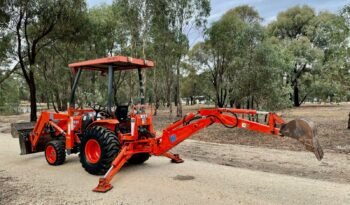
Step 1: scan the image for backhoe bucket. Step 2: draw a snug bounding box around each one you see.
[280,119,324,161]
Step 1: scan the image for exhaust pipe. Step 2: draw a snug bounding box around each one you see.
[280,119,324,161]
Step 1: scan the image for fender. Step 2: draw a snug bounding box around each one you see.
[87,119,119,132]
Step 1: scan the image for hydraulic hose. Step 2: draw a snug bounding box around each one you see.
[207,111,239,128]
[183,115,202,126]
[182,111,239,128]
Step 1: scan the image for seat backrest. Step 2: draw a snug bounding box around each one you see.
[116,105,129,122]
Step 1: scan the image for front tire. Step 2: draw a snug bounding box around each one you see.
[45,140,66,166]
[80,126,120,175]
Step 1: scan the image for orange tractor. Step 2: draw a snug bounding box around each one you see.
[11,56,324,193]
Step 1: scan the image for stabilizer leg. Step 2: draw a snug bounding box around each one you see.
[163,152,184,163]
[93,145,131,193]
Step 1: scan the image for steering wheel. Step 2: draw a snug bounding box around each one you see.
[91,104,112,119]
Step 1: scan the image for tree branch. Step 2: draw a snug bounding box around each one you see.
[299,93,309,105]
[30,4,63,65]
[24,13,31,63]
[295,63,307,79]
[16,7,30,83]
[0,63,19,85]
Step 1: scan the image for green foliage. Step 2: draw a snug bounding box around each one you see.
[0,74,23,114]
[267,5,349,106]
[1,1,350,116]
[0,0,10,28]
[0,0,11,65]
[189,6,293,109]
[268,5,315,38]
[0,34,11,64]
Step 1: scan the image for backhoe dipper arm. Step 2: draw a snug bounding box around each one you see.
[152,108,285,155]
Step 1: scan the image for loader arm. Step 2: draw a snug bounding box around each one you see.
[94,108,323,192]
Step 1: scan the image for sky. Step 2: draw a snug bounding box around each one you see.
[87,0,350,45]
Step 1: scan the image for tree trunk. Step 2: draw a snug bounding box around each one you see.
[235,102,241,109]
[174,88,178,106]
[229,98,234,108]
[176,60,182,117]
[54,91,62,111]
[216,88,226,108]
[46,99,50,110]
[154,97,159,116]
[348,112,350,129]
[50,91,59,113]
[166,83,172,114]
[129,73,134,105]
[152,68,158,116]
[246,97,250,109]
[29,71,37,122]
[293,83,300,107]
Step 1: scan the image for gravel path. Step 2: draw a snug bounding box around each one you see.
[1,132,350,205]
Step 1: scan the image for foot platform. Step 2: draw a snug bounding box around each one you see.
[163,152,184,163]
[93,178,113,193]
[171,154,184,163]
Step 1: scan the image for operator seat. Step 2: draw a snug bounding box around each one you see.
[115,105,129,122]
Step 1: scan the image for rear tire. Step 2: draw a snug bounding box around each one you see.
[45,140,66,166]
[128,153,150,165]
[80,126,120,175]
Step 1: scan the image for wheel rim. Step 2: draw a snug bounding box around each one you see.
[85,139,101,164]
[46,145,56,164]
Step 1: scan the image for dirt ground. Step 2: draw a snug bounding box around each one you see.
[0,104,349,204]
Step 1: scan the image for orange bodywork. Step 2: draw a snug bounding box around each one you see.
[29,105,287,193]
[26,55,290,193]
[29,108,90,151]
[93,107,287,192]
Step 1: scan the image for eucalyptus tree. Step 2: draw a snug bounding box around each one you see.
[190,6,261,108]
[111,0,154,105]
[306,11,349,102]
[6,0,86,121]
[341,5,350,99]
[147,0,209,116]
[0,0,10,63]
[268,5,349,106]
[0,0,15,84]
[268,5,315,39]
[223,6,265,109]
[166,0,210,116]
[189,5,293,109]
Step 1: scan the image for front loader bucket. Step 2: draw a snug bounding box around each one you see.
[280,119,324,161]
[11,122,47,155]
[11,122,34,155]
[11,122,35,138]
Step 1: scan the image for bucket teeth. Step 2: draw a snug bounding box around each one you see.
[280,119,324,161]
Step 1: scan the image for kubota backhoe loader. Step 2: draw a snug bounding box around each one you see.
[11,56,324,193]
